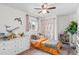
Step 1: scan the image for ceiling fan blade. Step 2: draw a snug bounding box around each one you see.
[38,11,42,13]
[47,11,50,13]
[34,8,41,10]
[48,7,56,9]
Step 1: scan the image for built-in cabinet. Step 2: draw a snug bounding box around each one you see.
[0,36,30,55]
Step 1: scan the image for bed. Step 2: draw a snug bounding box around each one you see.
[31,36,62,55]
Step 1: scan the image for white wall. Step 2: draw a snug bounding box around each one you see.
[57,13,77,34]
[57,12,77,47]
[0,4,30,55]
[76,5,79,55]
[0,4,26,33]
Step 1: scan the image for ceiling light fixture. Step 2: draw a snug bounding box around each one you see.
[42,9,47,14]
[34,3,56,14]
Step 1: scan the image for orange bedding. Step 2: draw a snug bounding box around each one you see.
[31,37,62,55]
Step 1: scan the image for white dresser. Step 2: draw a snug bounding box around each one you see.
[0,36,30,55]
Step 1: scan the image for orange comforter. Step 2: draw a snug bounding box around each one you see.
[31,37,62,55]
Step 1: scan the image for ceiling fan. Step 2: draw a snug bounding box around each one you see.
[34,3,56,14]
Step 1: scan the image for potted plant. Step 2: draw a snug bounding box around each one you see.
[66,21,77,44]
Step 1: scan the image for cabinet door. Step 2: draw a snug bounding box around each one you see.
[17,39,22,53]
[5,39,19,55]
[21,37,30,51]
[0,37,30,55]
[0,48,6,55]
[12,39,20,54]
[0,41,9,55]
[4,40,17,55]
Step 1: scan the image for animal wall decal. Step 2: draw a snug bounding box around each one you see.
[14,17,22,24]
[5,25,19,33]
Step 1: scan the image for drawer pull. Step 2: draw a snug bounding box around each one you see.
[3,48,6,50]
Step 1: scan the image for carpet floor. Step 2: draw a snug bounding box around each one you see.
[19,45,76,55]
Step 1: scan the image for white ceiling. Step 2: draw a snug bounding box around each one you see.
[1,3,79,17]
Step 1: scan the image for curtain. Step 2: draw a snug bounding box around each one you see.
[26,14,29,32]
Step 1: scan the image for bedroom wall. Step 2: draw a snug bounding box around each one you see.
[57,12,77,45]
[76,5,79,54]
[0,4,30,55]
[57,12,77,35]
[0,4,26,33]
